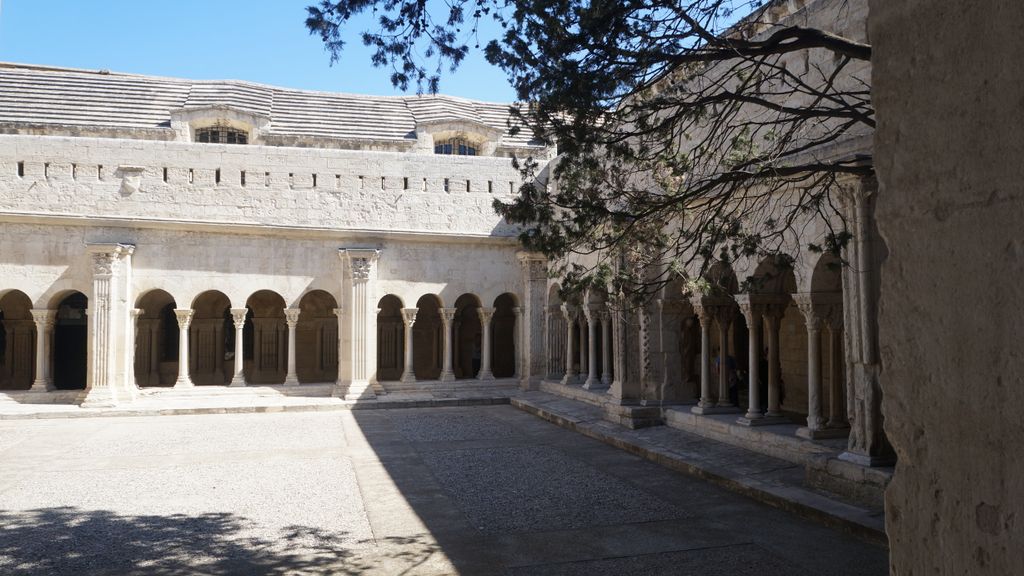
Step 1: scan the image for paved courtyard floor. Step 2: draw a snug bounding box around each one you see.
[0,406,888,575]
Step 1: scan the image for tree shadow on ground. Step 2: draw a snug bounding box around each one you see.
[0,507,441,575]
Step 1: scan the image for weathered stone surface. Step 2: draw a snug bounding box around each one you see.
[871,1,1024,574]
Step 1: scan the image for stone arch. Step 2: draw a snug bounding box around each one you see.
[810,253,843,293]
[660,275,695,401]
[703,262,745,404]
[809,252,846,430]
[492,293,518,378]
[453,293,482,379]
[297,290,339,383]
[376,295,404,382]
[0,290,35,390]
[413,294,443,380]
[190,290,233,386]
[53,291,88,390]
[244,290,287,385]
[134,289,179,387]
[546,284,565,379]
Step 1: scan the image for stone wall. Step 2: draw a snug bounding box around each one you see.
[871,1,1024,573]
[0,135,527,237]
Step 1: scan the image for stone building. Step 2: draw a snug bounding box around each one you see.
[0,0,888,523]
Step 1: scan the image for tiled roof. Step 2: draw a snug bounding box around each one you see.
[0,63,542,147]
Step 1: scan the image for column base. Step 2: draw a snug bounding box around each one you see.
[560,374,577,386]
[79,387,120,408]
[337,380,377,401]
[737,414,791,427]
[229,376,246,387]
[29,379,54,392]
[283,376,300,386]
[477,370,494,382]
[691,403,741,415]
[838,450,896,468]
[399,373,416,384]
[796,425,850,440]
[439,371,455,382]
[581,377,605,390]
[174,377,194,389]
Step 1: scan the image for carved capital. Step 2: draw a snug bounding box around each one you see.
[400,308,418,327]
[439,307,457,324]
[560,303,578,321]
[340,248,381,283]
[230,308,249,329]
[174,309,194,330]
[284,308,301,327]
[792,293,822,331]
[734,295,767,326]
[477,306,495,325]
[512,306,523,317]
[30,309,57,328]
[332,307,344,319]
[517,252,548,281]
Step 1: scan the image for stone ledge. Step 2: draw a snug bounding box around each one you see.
[512,393,887,546]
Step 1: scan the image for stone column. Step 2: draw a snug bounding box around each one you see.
[29,309,56,391]
[332,307,344,387]
[439,308,456,382]
[337,249,380,400]
[560,304,577,385]
[230,308,247,386]
[173,309,194,388]
[582,306,600,388]
[477,307,495,381]
[517,252,548,389]
[826,308,848,428]
[512,306,523,378]
[600,310,612,387]
[129,308,144,388]
[795,294,825,437]
[400,308,417,383]
[284,308,301,385]
[736,296,764,423]
[690,298,716,414]
[763,303,786,418]
[715,304,736,409]
[81,243,135,406]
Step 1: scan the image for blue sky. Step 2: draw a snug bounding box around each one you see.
[0,0,518,102]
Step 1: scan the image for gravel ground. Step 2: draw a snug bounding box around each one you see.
[0,406,888,575]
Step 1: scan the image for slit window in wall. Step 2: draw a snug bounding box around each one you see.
[265,172,270,187]
[163,167,168,183]
[509,181,514,194]
[443,178,450,193]
[422,178,427,191]
[466,179,471,192]
[359,176,364,189]
[44,163,49,178]
[98,165,104,180]
[403,177,409,190]
[72,164,77,180]
[335,174,341,188]
[16,162,24,177]
[215,169,221,184]
[188,169,194,184]
[381,176,385,190]
[488,180,493,193]
[196,126,248,145]
[240,171,246,187]
[289,173,294,186]
[312,174,318,187]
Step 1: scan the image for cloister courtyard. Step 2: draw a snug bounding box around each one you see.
[0,406,887,575]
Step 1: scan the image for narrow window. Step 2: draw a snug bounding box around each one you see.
[288,173,294,187]
[163,167,168,183]
[265,172,270,187]
[402,177,409,190]
[215,168,221,184]
[359,176,364,189]
[240,171,246,187]
[98,165,104,180]
[17,162,24,177]
[188,169,194,184]
[509,181,514,194]
[487,180,493,193]
[43,163,49,178]
[381,176,385,190]
[72,164,77,180]
[422,177,427,191]
[466,179,471,192]
[312,174,318,187]
[335,174,341,188]
[443,178,450,193]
